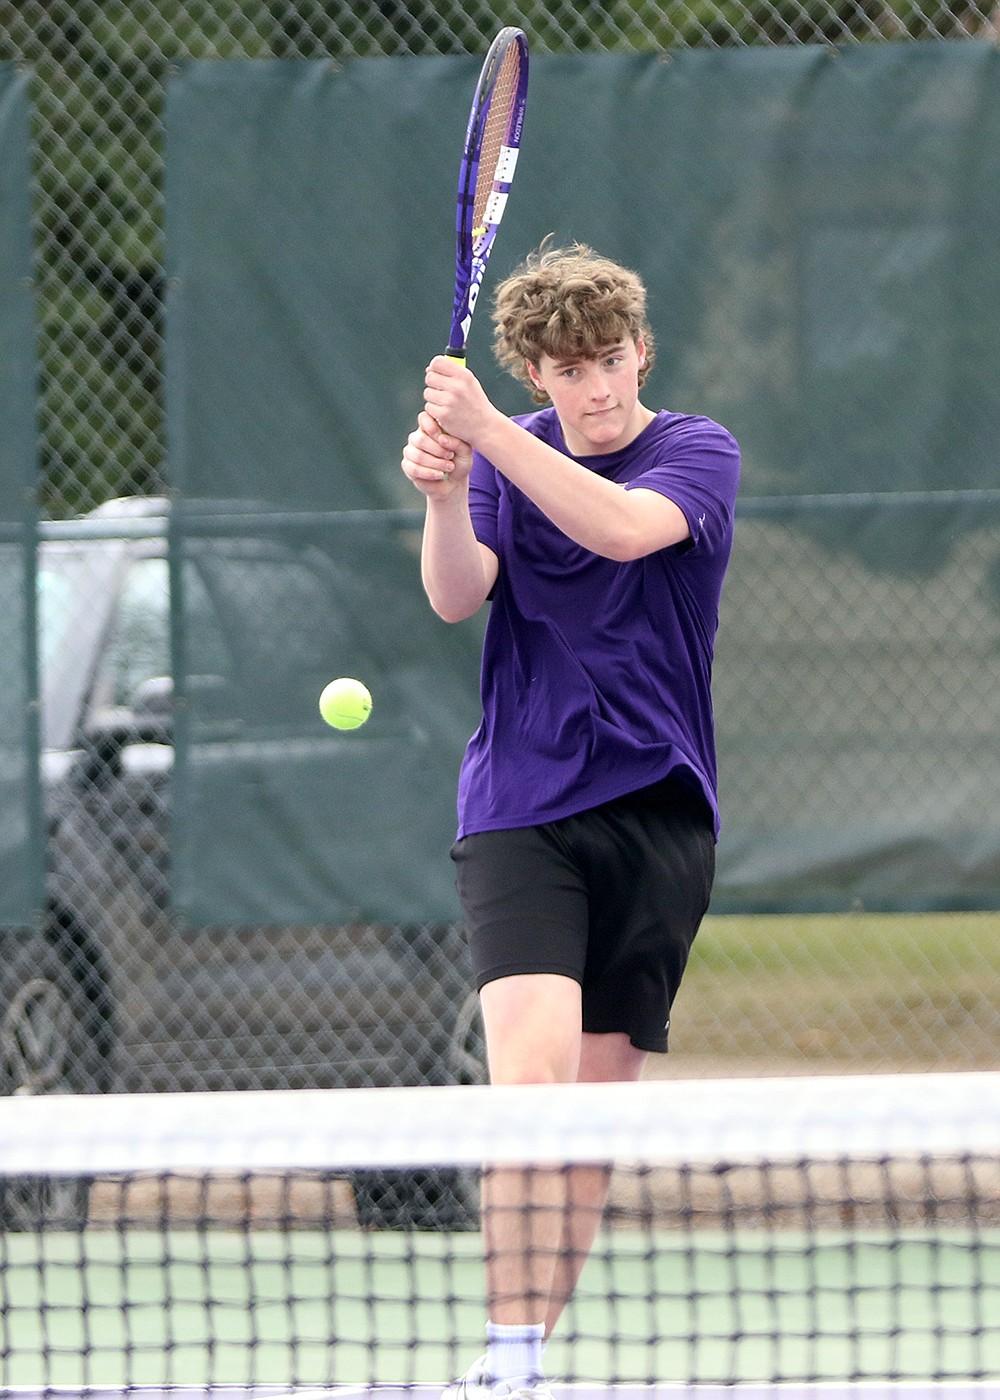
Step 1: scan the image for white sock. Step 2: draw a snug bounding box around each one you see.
[485,1320,545,1388]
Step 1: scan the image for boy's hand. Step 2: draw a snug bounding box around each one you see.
[401,409,473,499]
[423,355,502,446]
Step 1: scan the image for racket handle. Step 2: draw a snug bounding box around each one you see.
[444,348,467,366]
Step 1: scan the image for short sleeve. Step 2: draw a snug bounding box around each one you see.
[625,416,741,554]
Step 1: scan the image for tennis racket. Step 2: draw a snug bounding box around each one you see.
[446,27,529,364]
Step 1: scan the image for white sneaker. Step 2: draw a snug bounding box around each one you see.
[442,1355,553,1400]
[501,1383,553,1400]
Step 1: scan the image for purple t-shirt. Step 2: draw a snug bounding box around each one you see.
[456,407,741,839]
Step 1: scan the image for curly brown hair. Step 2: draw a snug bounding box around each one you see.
[492,242,655,404]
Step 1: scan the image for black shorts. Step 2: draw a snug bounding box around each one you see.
[450,776,716,1054]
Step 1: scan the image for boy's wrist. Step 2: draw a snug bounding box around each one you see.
[471,407,520,465]
[425,475,470,511]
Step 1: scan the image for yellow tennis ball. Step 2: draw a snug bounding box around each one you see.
[319,677,372,731]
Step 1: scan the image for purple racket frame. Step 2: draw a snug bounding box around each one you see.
[447,28,529,361]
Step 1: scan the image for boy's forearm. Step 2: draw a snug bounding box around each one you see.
[473,416,687,561]
[421,489,492,623]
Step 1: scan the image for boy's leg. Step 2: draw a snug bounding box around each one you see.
[544,1031,647,1338]
[478,972,582,1329]
[447,827,592,1396]
[475,983,648,1353]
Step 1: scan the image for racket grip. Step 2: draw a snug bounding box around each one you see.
[444,348,467,366]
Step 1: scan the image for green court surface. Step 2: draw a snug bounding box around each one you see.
[3,1227,998,1388]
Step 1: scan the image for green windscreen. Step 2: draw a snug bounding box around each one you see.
[166,510,483,925]
[164,46,1000,922]
[0,67,42,929]
[713,494,1000,912]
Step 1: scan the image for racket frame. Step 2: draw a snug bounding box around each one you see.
[447,27,529,362]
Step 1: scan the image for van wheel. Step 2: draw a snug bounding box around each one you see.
[449,988,487,1085]
[0,935,107,1229]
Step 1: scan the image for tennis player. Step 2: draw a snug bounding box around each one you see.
[400,242,740,1400]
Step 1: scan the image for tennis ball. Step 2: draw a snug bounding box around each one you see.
[319,677,372,731]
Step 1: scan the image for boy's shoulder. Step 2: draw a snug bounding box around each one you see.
[511,405,560,439]
[648,409,738,445]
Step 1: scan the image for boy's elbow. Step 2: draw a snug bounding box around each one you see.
[600,523,654,562]
[433,603,467,624]
[601,499,691,560]
[430,595,482,624]
[602,535,642,563]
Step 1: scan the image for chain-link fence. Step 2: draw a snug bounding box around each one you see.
[4,0,998,518]
[0,1,997,1143]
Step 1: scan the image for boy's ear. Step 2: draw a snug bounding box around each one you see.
[636,337,647,368]
[526,360,544,389]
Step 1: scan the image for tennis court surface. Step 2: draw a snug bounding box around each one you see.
[1,1075,998,1394]
[2,1387,999,1399]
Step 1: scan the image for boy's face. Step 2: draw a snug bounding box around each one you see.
[526,338,651,457]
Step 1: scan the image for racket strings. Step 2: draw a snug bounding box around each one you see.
[472,45,523,238]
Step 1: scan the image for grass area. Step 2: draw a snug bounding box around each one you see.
[662,911,1000,1074]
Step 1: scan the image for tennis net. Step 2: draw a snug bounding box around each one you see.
[1,1072,999,1396]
